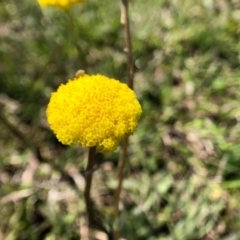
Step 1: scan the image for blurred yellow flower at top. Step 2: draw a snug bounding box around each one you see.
[38,0,85,9]
[46,74,142,153]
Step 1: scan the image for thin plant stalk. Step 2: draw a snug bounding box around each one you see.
[121,0,134,90]
[114,138,128,239]
[114,0,134,239]
[84,146,111,238]
[84,146,97,234]
[65,10,87,70]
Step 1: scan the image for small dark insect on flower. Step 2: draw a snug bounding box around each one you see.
[75,69,85,78]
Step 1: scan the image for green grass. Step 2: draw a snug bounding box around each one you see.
[1,0,240,239]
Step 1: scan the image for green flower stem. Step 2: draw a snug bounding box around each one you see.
[84,146,97,229]
[114,137,128,240]
[121,0,134,90]
[84,146,112,238]
[114,0,134,239]
[65,10,87,70]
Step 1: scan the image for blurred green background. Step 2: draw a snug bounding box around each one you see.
[1,0,240,239]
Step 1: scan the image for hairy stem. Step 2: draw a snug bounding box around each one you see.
[114,138,128,240]
[114,0,134,239]
[65,10,87,70]
[84,146,97,230]
[121,0,134,89]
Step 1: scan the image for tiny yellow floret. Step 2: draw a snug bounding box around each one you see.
[38,0,85,9]
[46,74,142,153]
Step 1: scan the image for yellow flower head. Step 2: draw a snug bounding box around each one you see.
[46,74,142,153]
[38,0,85,9]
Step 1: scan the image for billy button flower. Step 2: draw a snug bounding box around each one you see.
[38,0,85,9]
[46,73,142,153]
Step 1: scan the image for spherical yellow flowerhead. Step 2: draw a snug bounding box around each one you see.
[46,74,142,153]
[38,0,85,9]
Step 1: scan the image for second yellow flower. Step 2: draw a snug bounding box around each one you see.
[38,0,85,9]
